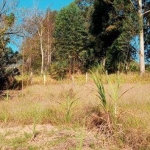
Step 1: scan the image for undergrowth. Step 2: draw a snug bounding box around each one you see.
[0,73,150,149]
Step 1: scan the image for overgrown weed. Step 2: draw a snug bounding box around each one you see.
[0,73,150,149]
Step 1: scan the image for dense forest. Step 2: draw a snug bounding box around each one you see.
[0,0,150,83]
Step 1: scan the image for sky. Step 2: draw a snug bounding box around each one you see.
[18,0,74,11]
[10,0,74,51]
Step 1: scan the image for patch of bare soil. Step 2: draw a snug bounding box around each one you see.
[0,124,117,150]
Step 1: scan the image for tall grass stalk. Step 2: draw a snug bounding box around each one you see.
[106,73,134,119]
[107,74,120,117]
[32,118,37,138]
[5,89,9,101]
[28,117,39,139]
[56,94,77,123]
[91,72,107,112]
[65,96,76,123]
[75,127,85,150]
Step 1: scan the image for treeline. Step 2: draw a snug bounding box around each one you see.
[0,0,150,82]
[22,0,150,78]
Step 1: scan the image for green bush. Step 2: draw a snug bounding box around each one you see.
[49,62,67,80]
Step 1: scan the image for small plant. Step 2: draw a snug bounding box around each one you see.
[65,96,76,123]
[90,71,114,133]
[32,118,39,138]
[64,96,77,123]
[91,72,107,112]
[0,109,9,123]
[91,71,135,133]
[27,117,39,139]
[75,127,85,150]
[49,62,67,80]
[56,89,77,123]
[90,64,105,75]
[107,73,120,117]
[11,136,28,149]
[5,89,9,101]
[106,73,134,118]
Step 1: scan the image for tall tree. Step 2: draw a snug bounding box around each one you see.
[107,0,139,72]
[0,0,21,90]
[75,0,97,71]
[90,0,122,71]
[22,8,56,74]
[90,0,142,73]
[138,0,150,75]
[110,0,150,74]
[42,9,56,69]
[54,3,87,75]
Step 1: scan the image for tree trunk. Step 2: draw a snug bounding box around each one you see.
[47,28,50,65]
[69,58,72,77]
[102,57,106,68]
[139,0,145,75]
[73,57,75,74]
[38,29,44,75]
[40,36,44,75]
[48,42,52,65]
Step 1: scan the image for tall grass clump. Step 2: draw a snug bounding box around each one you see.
[90,64,105,75]
[54,88,78,124]
[91,72,107,112]
[106,73,135,119]
[90,70,114,133]
[90,70,136,135]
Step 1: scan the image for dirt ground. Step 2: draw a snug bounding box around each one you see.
[0,124,115,150]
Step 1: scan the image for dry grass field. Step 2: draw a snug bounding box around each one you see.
[0,73,150,149]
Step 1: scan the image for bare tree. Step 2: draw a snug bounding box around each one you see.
[21,7,46,75]
[43,9,56,70]
[21,6,56,75]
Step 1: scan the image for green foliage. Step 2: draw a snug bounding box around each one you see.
[19,0,150,75]
[0,47,19,69]
[90,64,105,74]
[5,13,15,27]
[128,61,139,72]
[49,62,67,80]
[90,0,121,71]
[54,3,87,74]
[91,72,107,111]
[89,0,140,73]
[0,39,20,79]
[144,0,150,61]
[59,94,77,123]
[0,9,21,90]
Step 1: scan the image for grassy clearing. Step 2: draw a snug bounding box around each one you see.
[0,73,150,149]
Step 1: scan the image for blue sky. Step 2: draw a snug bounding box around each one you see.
[10,0,74,51]
[18,0,74,10]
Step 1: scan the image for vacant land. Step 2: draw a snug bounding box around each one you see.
[0,74,150,149]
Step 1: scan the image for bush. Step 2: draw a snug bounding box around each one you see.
[49,62,67,80]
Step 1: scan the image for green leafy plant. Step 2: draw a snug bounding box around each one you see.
[91,72,107,111]
[56,90,77,123]
[65,95,76,123]
[106,73,135,119]
[49,62,67,80]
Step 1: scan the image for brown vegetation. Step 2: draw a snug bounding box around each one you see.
[0,74,150,149]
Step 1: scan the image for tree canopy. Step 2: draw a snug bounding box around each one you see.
[1,0,150,84]
[54,3,87,76]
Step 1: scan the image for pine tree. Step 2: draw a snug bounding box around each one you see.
[54,3,87,76]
